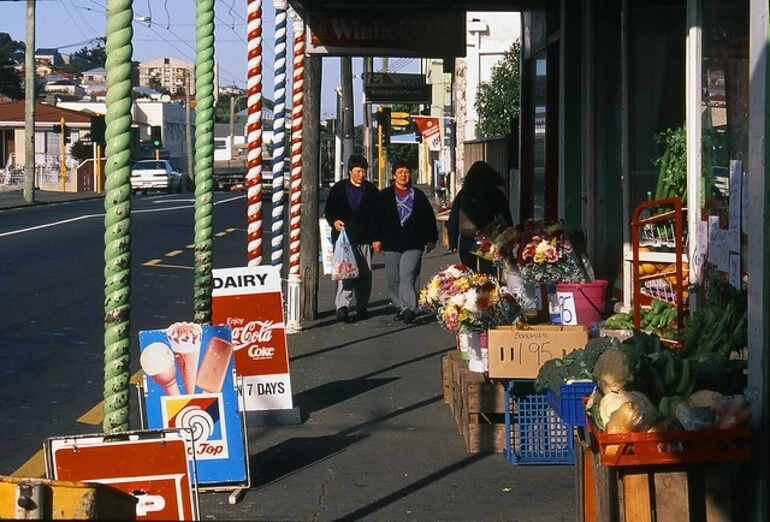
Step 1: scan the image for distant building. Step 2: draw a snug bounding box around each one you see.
[34,48,66,67]
[43,80,85,100]
[81,67,107,95]
[138,57,195,95]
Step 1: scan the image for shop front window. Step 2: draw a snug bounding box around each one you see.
[700,1,748,216]
[532,54,547,221]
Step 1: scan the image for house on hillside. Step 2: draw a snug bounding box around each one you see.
[0,101,95,192]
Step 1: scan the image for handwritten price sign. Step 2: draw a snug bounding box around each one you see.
[487,326,588,379]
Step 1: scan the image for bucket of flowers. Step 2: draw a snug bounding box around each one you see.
[421,269,521,372]
[472,222,520,270]
[517,221,588,285]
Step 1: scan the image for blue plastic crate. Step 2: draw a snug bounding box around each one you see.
[504,381,574,466]
[546,381,596,428]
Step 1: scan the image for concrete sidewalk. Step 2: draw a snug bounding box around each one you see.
[0,188,103,210]
[198,248,576,521]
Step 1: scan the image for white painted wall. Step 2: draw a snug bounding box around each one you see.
[464,11,521,140]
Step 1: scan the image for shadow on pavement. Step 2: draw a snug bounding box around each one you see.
[336,453,489,521]
[289,324,417,362]
[248,394,445,488]
[293,376,399,419]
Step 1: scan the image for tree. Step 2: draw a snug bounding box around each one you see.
[475,40,521,138]
[0,32,24,100]
[63,44,106,75]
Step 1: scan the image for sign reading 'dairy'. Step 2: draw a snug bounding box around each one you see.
[139,324,247,487]
[212,266,295,413]
[46,430,197,521]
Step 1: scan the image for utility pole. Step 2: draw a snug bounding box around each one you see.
[340,57,354,163]
[185,70,193,192]
[24,0,36,203]
[299,55,321,321]
[362,57,372,168]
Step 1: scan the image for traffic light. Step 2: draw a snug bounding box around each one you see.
[150,126,162,147]
[63,126,71,144]
[381,107,391,144]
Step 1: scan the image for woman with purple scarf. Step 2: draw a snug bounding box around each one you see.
[324,154,381,323]
[374,162,438,324]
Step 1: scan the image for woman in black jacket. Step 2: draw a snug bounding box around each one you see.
[324,154,380,322]
[374,162,438,324]
[447,161,513,275]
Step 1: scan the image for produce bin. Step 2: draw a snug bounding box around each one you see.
[504,381,574,465]
[585,416,750,467]
[546,381,595,427]
[0,476,137,520]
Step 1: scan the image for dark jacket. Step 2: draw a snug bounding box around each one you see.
[447,186,513,250]
[375,186,438,252]
[324,179,380,245]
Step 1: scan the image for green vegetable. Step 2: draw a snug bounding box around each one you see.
[682,282,747,359]
[534,337,619,394]
[593,342,652,395]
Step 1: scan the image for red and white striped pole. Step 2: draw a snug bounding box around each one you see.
[246,0,264,266]
[285,11,305,333]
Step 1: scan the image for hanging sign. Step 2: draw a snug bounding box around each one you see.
[46,429,198,521]
[139,324,247,488]
[413,116,442,151]
[212,266,295,413]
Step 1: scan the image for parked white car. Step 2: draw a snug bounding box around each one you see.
[130,160,183,193]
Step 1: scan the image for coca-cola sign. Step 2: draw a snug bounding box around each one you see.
[212,266,294,413]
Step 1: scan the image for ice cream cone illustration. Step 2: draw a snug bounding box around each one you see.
[166,322,202,395]
[196,336,233,392]
[140,342,181,396]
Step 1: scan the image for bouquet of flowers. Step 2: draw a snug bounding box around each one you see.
[472,223,520,269]
[421,266,521,333]
[517,221,588,284]
[419,264,473,311]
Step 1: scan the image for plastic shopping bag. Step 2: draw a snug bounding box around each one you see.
[331,229,359,281]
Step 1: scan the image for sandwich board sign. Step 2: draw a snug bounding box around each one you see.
[138,324,248,488]
[45,429,198,521]
[211,266,299,423]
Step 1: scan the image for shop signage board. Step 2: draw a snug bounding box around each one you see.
[364,73,425,87]
[364,85,432,104]
[211,266,296,414]
[45,429,198,521]
[320,219,334,275]
[487,325,588,379]
[139,324,247,487]
[306,11,466,57]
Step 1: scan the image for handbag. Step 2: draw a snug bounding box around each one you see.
[458,207,478,239]
[331,229,359,281]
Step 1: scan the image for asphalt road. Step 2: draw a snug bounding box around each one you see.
[0,191,576,521]
[0,192,250,475]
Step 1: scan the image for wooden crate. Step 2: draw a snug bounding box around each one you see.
[444,350,507,453]
[576,437,740,522]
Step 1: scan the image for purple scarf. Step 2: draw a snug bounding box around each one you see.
[345,181,365,211]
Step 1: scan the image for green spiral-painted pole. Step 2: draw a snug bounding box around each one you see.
[194,0,216,325]
[102,0,134,433]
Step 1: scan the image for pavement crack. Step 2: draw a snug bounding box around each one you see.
[314,468,335,521]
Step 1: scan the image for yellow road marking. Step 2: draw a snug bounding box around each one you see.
[165,250,184,257]
[225,227,235,232]
[215,231,227,237]
[143,259,162,266]
[146,263,194,270]
[77,371,144,426]
[186,243,195,249]
[12,449,45,478]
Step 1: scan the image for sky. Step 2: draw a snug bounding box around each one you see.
[0,0,421,122]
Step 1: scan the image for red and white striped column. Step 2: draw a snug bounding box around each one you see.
[285,11,305,333]
[246,0,264,266]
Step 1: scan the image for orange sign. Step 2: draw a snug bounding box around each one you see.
[47,430,196,521]
[413,116,442,151]
[212,266,294,411]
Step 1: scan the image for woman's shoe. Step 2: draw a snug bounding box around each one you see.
[393,311,404,321]
[402,309,416,324]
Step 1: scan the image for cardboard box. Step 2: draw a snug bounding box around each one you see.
[487,325,589,379]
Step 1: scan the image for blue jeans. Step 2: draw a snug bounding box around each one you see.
[384,249,423,312]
